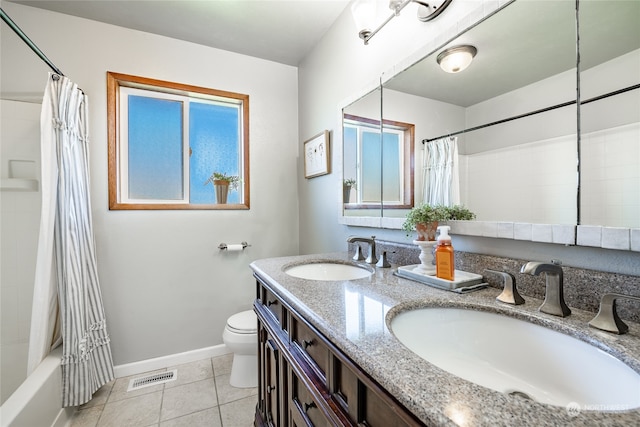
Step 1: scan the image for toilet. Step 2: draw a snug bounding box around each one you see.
[222,309,258,388]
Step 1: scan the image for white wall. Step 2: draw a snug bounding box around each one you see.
[1,1,300,365]
[298,0,640,276]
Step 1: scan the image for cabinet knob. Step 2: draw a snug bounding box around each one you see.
[302,339,314,349]
[267,300,277,306]
[267,385,275,393]
[304,401,316,412]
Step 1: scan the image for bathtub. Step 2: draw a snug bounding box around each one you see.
[0,347,74,427]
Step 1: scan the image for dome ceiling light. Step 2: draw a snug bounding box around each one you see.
[437,45,478,73]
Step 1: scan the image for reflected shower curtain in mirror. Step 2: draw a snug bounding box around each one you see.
[422,137,460,206]
[29,73,115,407]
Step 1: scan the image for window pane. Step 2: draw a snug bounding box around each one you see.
[128,95,184,200]
[343,126,358,186]
[189,101,241,204]
[362,130,381,202]
[382,132,400,202]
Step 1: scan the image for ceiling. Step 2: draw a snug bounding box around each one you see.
[7,0,351,66]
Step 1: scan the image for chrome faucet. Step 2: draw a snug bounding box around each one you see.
[589,293,640,334]
[347,235,377,264]
[520,260,571,317]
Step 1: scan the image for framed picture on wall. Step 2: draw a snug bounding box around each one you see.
[303,130,330,179]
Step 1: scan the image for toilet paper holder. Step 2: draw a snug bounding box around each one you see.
[218,241,250,250]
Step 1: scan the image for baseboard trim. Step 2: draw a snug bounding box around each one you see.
[114,344,230,378]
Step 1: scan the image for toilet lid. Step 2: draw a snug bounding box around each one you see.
[226,310,257,334]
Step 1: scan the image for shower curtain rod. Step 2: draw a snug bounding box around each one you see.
[1,7,65,76]
[422,83,640,143]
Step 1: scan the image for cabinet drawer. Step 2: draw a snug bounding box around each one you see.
[263,287,285,328]
[291,315,329,380]
[290,372,329,427]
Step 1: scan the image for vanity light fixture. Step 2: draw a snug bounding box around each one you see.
[436,45,478,73]
[353,0,452,45]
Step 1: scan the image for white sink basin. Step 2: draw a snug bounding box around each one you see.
[285,262,372,281]
[390,307,640,409]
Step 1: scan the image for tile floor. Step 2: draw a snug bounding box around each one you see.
[69,354,257,427]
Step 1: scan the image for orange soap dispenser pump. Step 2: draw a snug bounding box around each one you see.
[435,225,455,281]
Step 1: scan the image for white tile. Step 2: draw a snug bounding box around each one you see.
[577,225,602,247]
[602,227,630,251]
[631,229,640,252]
[496,222,514,239]
[514,223,532,241]
[480,221,498,238]
[552,225,576,245]
[531,224,553,243]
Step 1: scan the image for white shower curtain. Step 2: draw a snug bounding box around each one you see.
[28,73,114,407]
[422,136,460,206]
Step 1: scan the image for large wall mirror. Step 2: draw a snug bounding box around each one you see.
[380,0,579,225]
[578,1,640,230]
[341,0,639,248]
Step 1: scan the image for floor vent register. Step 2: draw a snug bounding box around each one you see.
[127,369,177,391]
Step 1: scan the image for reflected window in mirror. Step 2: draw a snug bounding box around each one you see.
[343,114,414,209]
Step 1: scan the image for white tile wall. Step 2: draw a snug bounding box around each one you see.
[0,99,41,404]
[581,122,640,229]
[461,134,577,225]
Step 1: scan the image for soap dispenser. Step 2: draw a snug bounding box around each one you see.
[435,225,455,281]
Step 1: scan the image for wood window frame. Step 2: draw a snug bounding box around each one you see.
[343,114,414,210]
[107,71,250,210]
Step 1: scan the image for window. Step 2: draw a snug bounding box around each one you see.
[107,72,249,210]
[343,114,414,209]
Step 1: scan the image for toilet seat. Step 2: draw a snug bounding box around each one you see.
[226,310,257,334]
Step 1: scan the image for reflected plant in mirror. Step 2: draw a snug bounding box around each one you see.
[402,204,475,241]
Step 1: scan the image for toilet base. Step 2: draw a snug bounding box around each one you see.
[229,354,257,388]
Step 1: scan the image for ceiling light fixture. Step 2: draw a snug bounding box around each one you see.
[353,0,452,45]
[436,45,478,73]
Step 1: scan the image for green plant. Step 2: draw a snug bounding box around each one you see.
[402,204,475,233]
[343,178,357,189]
[446,204,476,221]
[204,172,241,190]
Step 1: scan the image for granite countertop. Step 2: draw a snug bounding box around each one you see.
[250,252,640,427]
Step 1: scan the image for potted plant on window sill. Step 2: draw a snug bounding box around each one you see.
[343,178,356,203]
[402,204,476,241]
[204,172,240,204]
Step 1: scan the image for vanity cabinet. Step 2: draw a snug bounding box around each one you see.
[254,274,424,427]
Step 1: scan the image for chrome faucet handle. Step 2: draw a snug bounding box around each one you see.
[520,260,571,317]
[486,269,524,305]
[352,245,365,261]
[376,251,393,268]
[366,235,377,264]
[589,293,640,334]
